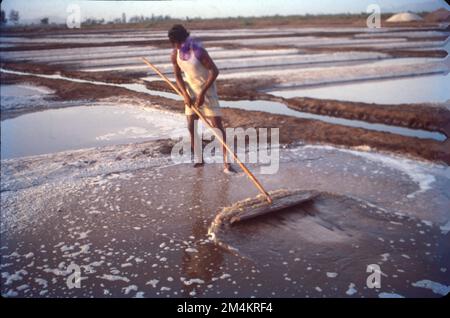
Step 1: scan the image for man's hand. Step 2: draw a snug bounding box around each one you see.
[195,92,205,108]
[183,93,192,107]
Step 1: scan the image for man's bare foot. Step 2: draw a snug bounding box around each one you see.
[191,153,204,168]
[223,163,237,174]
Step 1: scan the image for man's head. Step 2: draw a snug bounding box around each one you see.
[168,24,190,49]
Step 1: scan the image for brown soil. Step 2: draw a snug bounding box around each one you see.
[2,14,443,36]
[2,71,449,164]
[1,18,446,52]
[282,96,450,136]
[1,61,139,84]
[303,46,448,58]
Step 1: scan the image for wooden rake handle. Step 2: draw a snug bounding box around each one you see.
[141,57,272,204]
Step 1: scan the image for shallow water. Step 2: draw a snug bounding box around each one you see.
[1,142,449,297]
[222,100,447,141]
[0,84,54,111]
[1,84,53,97]
[1,104,187,159]
[0,68,182,101]
[268,73,450,105]
[1,70,446,143]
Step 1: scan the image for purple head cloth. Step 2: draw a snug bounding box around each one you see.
[179,36,203,61]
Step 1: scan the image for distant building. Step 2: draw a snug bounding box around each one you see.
[386,12,423,22]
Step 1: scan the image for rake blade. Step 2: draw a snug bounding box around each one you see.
[227,190,319,225]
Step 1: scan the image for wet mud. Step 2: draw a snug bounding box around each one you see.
[1,141,449,297]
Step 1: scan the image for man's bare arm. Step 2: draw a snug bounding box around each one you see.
[171,50,191,106]
[196,48,219,107]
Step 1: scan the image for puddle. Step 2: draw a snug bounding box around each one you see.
[0,68,182,101]
[1,104,187,159]
[2,68,446,142]
[1,137,449,297]
[1,84,53,96]
[1,84,54,109]
[268,73,450,105]
[208,191,449,297]
[79,51,388,73]
[223,100,446,141]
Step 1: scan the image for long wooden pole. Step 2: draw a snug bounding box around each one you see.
[141,57,272,204]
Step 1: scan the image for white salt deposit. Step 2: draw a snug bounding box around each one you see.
[378,292,405,298]
[386,12,424,22]
[98,274,130,282]
[146,279,159,288]
[346,283,357,296]
[412,280,450,296]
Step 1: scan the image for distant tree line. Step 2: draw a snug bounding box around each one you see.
[127,14,172,23]
[2,10,402,28]
[0,9,173,27]
[1,9,20,25]
[83,18,105,26]
[79,13,172,26]
[0,10,6,24]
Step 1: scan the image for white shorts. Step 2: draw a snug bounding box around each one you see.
[185,83,222,117]
[185,104,221,117]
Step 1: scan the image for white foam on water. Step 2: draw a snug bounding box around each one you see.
[346,283,357,296]
[98,274,130,282]
[326,272,338,278]
[411,280,450,296]
[134,291,145,298]
[378,292,405,298]
[183,278,205,285]
[3,290,18,297]
[2,269,27,285]
[220,274,231,280]
[302,145,449,198]
[16,284,30,291]
[34,278,48,288]
[146,279,159,288]
[122,285,138,295]
[440,221,450,235]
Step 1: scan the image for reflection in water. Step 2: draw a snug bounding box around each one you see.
[223,100,447,141]
[1,105,187,159]
[268,73,450,105]
[181,168,228,297]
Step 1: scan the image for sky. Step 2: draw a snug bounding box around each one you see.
[1,0,448,24]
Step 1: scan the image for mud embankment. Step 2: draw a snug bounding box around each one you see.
[215,77,450,137]
[1,61,139,84]
[282,97,450,137]
[303,46,448,59]
[2,70,449,164]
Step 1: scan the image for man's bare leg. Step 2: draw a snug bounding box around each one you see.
[207,116,236,173]
[186,114,204,167]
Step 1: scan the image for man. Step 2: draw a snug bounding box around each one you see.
[168,24,235,173]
